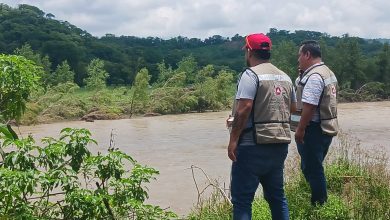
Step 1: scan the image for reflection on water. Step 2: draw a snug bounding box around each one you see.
[19,101,390,215]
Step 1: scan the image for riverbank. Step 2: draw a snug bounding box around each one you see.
[18,101,390,216]
[189,132,390,219]
[17,81,389,126]
[18,98,390,126]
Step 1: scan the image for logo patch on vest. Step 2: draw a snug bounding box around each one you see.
[331,85,336,96]
[275,87,282,96]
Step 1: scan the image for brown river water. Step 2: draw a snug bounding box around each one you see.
[18,101,390,216]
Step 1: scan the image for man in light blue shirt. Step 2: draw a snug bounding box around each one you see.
[295,40,339,205]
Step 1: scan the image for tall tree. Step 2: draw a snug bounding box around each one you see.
[176,55,198,84]
[84,59,109,89]
[334,38,367,89]
[272,40,298,78]
[131,68,151,113]
[14,43,52,85]
[48,60,75,86]
[156,60,174,84]
[376,43,390,83]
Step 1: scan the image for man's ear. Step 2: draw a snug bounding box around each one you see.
[305,51,311,59]
[247,48,252,58]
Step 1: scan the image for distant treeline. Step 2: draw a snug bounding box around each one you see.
[0,3,389,97]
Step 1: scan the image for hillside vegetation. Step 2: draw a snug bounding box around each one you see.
[0,3,389,124]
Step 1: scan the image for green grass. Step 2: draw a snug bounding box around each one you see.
[188,134,390,220]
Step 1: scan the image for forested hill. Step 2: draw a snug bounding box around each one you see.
[1,3,389,89]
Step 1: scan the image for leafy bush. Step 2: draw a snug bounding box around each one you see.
[0,54,43,122]
[150,87,198,114]
[339,82,390,102]
[0,128,176,219]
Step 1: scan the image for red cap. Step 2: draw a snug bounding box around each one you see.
[243,33,272,50]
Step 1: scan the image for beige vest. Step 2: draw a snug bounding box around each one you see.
[232,63,293,144]
[293,63,339,136]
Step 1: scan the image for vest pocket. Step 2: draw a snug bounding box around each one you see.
[255,123,291,144]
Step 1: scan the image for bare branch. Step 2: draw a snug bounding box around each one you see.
[189,165,232,206]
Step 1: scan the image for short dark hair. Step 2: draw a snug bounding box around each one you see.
[300,40,321,58]
[252,49,271,60]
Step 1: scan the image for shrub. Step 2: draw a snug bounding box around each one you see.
[0,128,176,219]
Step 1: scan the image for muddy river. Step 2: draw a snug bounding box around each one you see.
[19,101,390,216]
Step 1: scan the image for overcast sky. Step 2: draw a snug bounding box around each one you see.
[2,0,390,39]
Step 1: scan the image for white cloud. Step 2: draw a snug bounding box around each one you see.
[2,0,389,39]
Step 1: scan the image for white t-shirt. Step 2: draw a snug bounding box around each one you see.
[296,63,325,122]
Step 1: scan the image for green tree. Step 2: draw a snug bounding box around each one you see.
[272,40,297,78]
[0,54,42,122]
[14,43,52,85]
[215,70,234,106]
[193,65,215,112]
[334,38,367,89]
[176,55,198,84]
[131,68,151,113]
[376,43,390,83]
[84,59,109,89]
[156,60,174,84]
[48,60,75,86]
[194,69,234,112]
[163,72,187,88]
[195,64,215,83]
[18,4,45,16]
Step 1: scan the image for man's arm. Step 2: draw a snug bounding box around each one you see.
[290,86,298,113]
[295,103,316,144]
[228,98,253,161]
[291,102,297,113]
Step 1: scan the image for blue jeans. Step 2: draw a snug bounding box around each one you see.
[231,143,289,220]
[297,122,333,205]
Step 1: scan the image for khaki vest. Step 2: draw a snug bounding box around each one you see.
[292,63,339,136]
[232,63,293,144]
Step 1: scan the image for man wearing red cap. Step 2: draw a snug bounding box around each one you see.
[227,33,296,220]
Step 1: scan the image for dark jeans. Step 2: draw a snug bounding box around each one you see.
[297,122,333,205]
[231,143,289,220]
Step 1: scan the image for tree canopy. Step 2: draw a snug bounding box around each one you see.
[0,3,389,91]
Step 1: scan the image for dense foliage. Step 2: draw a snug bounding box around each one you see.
[0,54,42,122]
[0,54,176,219]
[18,57,235,124]
[1,3,390,91]
[0,3,388,124]
[0,128,176,219]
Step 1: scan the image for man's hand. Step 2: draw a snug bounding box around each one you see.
[226,115,234,128]
[295,127,305,144]
[295,103,316,144]
[228,141,238,162]
[227,99,252,162]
